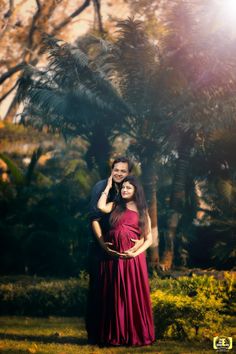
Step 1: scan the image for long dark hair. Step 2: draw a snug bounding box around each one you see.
[110,176,149,236]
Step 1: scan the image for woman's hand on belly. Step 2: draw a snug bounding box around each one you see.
[127,237,144,253]
[117,237,145,258]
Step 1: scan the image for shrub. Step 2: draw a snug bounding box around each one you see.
[150,271,236,313]
[151,289,224,340]
[0,273,89,317]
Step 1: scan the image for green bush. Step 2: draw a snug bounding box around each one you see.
[0,273,88,317]
[150,272,235,340]
[151,289,224,340]
[150,271,236,313]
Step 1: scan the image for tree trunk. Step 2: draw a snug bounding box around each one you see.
[161,132,193,270]
[141,158,159,270]
[161,212,181,271]
[85,123,111,179]
[92,0,104,35]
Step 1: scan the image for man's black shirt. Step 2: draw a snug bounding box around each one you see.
[89,179,119,240]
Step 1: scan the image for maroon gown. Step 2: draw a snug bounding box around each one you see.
[97,208,155,346]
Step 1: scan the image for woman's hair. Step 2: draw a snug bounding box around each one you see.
[109,176,149,236]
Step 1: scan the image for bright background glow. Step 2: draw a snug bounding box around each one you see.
[221,0,236,21]
[216,0,236,33]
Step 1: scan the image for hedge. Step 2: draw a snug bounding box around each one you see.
[0,273,88,317]
[0,272,234,340]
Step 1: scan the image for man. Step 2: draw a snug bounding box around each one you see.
[89,156,133,254]
[86,157,140,343]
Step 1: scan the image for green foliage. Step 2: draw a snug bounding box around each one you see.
[0,274,88,317]
[18,37,129,125]
[150,272,235,339]
[0,153,25,185]
[190,128,236,267]
[17,34,130,175]
[99,18,164,161]
[150,272,236,313]
[0,129,97,276]
[0,146,43,187]
[151,289,223,339]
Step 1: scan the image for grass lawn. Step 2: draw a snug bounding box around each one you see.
[0,316,233,354]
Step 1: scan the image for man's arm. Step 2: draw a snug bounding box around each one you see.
[97,175,114,213]
[91,219,125,258]
[91,219,106,250]
[89,180,107,220]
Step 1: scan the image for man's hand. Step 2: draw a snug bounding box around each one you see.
[104,242,123,258]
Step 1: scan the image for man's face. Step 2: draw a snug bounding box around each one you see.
[111,162,129,184]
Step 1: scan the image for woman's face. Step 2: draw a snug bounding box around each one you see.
[121,181,135,200]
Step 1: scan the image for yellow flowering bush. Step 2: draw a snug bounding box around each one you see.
[150,272,235,313]
[151,289,224,339]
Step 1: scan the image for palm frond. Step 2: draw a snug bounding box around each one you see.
[18,34,131,139]
[100,18,161,115]
[42,34,130,116]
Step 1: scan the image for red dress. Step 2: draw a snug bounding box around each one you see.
[97,209,155,346]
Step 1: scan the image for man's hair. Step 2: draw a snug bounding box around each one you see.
[111,157,133,173]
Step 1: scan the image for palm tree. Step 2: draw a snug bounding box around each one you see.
[18,34,131,178]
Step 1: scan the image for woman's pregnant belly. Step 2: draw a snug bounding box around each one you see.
[107,225,139,252]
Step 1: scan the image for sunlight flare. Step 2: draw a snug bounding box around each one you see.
[219,0,236,27]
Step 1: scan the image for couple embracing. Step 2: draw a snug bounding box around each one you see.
[86,157,155,347]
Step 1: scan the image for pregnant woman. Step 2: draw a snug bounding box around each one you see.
[96,175,155,346]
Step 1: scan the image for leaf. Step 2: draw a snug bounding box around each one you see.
[0,153,25,185]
